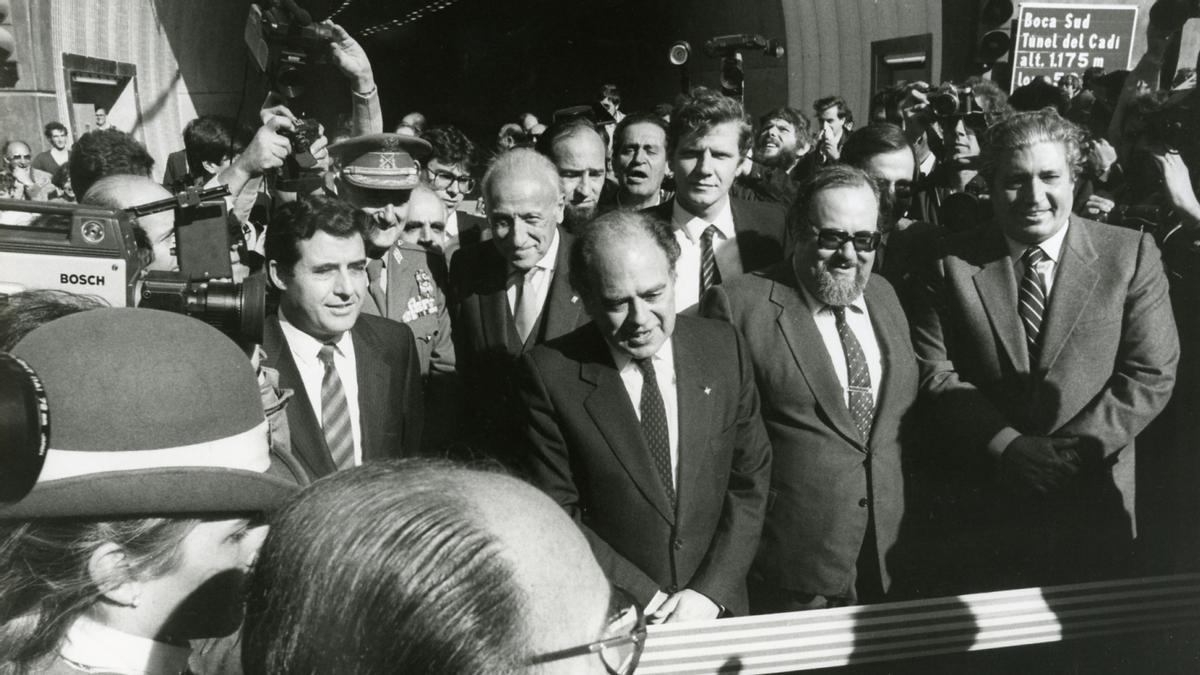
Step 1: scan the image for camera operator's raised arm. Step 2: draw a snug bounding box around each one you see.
[325,21,383,137]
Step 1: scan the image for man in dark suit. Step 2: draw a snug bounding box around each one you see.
[449,148,588,462]
[263,193,423,481]
[911,110,1179,589]
[644,87,786,312]
[520,209,772,621]
[702,165,919,611]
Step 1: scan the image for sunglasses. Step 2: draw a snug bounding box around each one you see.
[813,228,882,252]
[7,154,30,160]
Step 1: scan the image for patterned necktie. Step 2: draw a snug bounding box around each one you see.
[831,306,874,442]
[635,358,675,507]
[700,224,722,295]
[513,267,543,343]
[317,344,355,470]
[1018,246,1048,366]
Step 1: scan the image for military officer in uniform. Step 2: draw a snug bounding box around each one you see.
[328,133,458,450]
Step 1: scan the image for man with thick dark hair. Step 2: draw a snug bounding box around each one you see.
[644,87,786,312]
[163,115,247,192]
[702,164,918,612]
[602,112,672,212]
[32,122,70,176]
[69,129,155,200]
[262,194,424,480]
[733,106,811,206]
[522,209,771,621]
[911,109,1179,590]
[421,124,485,249]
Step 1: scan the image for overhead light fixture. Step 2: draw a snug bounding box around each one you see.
[884,52,926,65]
[72,74,119,85]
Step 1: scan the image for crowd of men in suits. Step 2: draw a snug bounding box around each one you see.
[2,27,1194,641]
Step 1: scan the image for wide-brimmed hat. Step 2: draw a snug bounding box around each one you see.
[329,133,432,191]
[0,308,298,519]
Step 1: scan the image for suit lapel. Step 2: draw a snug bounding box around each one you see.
[673,324,715,522]
[580,333,676,524]
[478,245,521,354]
[385,251,408,320]
[1038,218,1099,373]
[353,326,391,461]
[263,316,337,478]
[365,259,387,318]
[768,267,865,449]
[864,281,903,446]
[539,230,585,345]
[971,230,1030,373]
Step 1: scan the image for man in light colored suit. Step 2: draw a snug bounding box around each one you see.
[911,109,1178,589]
[521,209,771,621]
[702,165,919,611]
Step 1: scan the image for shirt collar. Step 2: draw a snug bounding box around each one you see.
[671,198,735,243]
[1004,219,1070,265]
[508,226,561,277]
[59,614,192,675]
[796,276,868,318]
[277,310,354,367]
[607,335,675,375]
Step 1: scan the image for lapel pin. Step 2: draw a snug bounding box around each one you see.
[571,295,579,304]
[703,386,712,395]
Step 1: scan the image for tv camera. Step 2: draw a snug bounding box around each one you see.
[0,185,266,348]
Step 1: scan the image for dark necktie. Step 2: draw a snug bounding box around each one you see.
[831,306,874,442]
[700,225,722,295]
[635,358,675,507]
[1018,246,1048,366]
[317,344,355,470]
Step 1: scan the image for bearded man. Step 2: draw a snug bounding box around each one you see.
[701,164,919,612]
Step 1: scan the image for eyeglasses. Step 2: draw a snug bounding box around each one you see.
[529,585,646,675]
[7,154,30,160]
[425,167,476,193]
[814,228,882,252]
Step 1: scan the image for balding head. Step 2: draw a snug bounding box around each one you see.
[483,149,565,271]
[82,175,177,272]
[243,460,612,674]
[400,184,449,253]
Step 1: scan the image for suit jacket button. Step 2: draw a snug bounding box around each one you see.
[858,498,868,508]
[673,538,683,550]
[666,584,678,593]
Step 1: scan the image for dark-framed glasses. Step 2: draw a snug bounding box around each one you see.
[7,154,30,160]
[425,167,476,193]
[814,228,882,252]
[529,585,646,675]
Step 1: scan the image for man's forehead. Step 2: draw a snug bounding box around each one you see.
[620,122,666,144]
[812,185,879,224]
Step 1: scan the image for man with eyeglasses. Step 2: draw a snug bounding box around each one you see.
[420,125,487,254]
[3,140,54,201]
[841,122,942,309]
[522,209,771,624]
[702,164,918,613]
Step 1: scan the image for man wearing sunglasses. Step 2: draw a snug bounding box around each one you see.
[702,164,918,613]
[3,140,54,201]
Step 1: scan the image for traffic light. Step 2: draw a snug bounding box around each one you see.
[975,0,1015,66]
[0,0,18,87]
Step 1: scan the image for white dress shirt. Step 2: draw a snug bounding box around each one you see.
[988,221,1072,456]
[58,614,191,675]
[608,338,680,487]
[278,313,364,465]
[507,227,561,319]
[797,284,883,408]
[671,199,742,312]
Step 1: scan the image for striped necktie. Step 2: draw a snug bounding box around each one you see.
[700,225,722,295]
[317,344,355,470]
[1018,246,1048,366]
[831,306,874,442]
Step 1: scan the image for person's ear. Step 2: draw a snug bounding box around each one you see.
[88,542,140,608]
[268,259,289,292]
